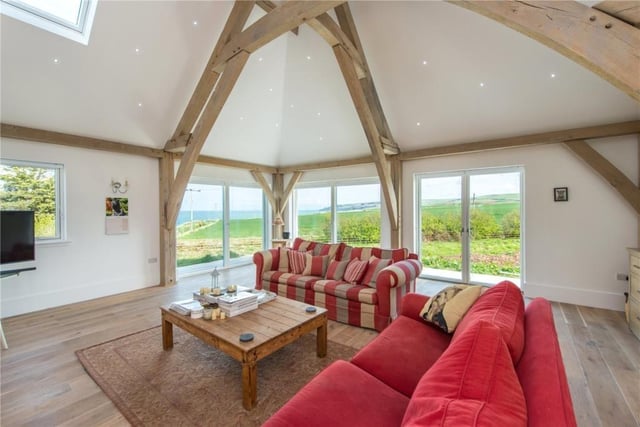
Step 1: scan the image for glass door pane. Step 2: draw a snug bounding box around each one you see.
[336,183,381,246]
[296,187,331,242]
[420,175,463,281]
[228,186,263,264]
[177,184,223,267]
[469,172,521,285]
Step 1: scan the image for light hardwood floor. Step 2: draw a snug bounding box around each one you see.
[1,265,638,426]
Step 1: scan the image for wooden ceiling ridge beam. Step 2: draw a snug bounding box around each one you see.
[564,139,640,215]
[399,120,640,161]
[166,1,255,150]
[210,1,346,73]
[333,43,399,230]
[0,123,164,158]
[334,3,399,156]
[450,0,640,102]
[277,155,373,174]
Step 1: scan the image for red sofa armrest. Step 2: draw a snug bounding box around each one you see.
[516,298,577,427]
[374,258,422,327]
[399,293,429,322]
[252,249,279,289]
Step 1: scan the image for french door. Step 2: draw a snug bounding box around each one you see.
[416,167,523,286]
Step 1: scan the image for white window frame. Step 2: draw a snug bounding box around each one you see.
[1,0,98,45]
[0,158,66,243]
[292,178,381,244]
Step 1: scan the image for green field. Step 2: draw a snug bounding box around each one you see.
[177,195,520,276]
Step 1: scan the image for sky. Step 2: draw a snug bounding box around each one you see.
[421,172,520,200]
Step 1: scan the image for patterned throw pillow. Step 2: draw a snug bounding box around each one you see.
[277,247,290,272]
[420,285,486,333]
[361,256,392,287]
[324,259,350,280]
[302,254,329,277]
[343,258,369,284]
[288,250,306,274]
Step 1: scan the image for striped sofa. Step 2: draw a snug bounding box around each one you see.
[252,238,422,331]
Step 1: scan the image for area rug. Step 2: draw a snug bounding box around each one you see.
[76,326,357,426]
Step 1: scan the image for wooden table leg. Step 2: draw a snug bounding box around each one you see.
[162,316,173,350]
[242,361,257,410]
[317,317,327,358]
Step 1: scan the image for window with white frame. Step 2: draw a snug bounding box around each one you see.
[1,0,98,45]
[293,180,381,246]
[0,159,65,241]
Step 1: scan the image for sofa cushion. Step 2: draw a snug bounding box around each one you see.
[342,246,408,263]
[312,280,378,305]
[401,320,527,427]
[361,256,392,288]
[453,280,525,364]
[325,259,349,280]
[277,247,290,272]
[263,360,410,427]
[343,258,368,284]
[420,285,485,333]
[262,271,318,290]
[291,238,345,260]
[288,250,306,274]
[351,315,451,397]
[302,254,329,277]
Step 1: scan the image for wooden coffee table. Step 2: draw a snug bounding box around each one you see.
[160,296,327,410]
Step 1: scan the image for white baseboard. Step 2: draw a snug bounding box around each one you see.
[523,282,625,311]
[1,277,154,318]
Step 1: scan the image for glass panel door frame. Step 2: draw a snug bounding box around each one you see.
[415,166,524,286]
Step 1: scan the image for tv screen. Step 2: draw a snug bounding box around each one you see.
[1,210,35,264]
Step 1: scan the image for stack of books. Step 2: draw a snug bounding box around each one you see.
[217,291,259,317]
[169,299,202,315]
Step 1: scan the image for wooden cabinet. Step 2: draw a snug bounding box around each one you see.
[628,248,640,339]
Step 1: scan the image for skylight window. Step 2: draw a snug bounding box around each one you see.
[1,0,97,45]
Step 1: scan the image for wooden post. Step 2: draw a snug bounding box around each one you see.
[390,156,402,248]
[159,152,176,286]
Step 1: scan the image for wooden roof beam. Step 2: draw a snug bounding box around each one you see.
[334,44,399,230]
[335,4,399,155]
[166,51,250,228]
[166,1,254,149]
[211,1,345,73]
[399,120,640,161]
[256,1,299,36]
[451,1,640,102]
[565,139,640,215]
[277,155,373,174]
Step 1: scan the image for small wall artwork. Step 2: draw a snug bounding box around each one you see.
[105,197,129,234]
[554,187,568,202]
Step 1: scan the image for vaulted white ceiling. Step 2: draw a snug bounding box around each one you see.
[1,1,638,167]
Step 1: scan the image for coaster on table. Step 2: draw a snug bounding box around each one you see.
[239,333,254,342]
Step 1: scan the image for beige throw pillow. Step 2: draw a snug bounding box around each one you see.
[420,285,486,333]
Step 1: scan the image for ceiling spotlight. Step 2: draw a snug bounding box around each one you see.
[316,112,321,116]
[137,102,143,107]
[319,136,324,141]
[275,123,279,127]
[240,116,244,121]
[306,55,311,60]
[550,73,556,78]
[192,20,198,26]
[290,104,294,108]
[416,122,421,126]
[480,82,485,87]
[422,60,428,65]
[258,57,263,62]
[269,88,273,92]
[53,58,60,64]
[135,48,140,54]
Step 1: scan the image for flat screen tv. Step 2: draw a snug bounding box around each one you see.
[1,210,35,264]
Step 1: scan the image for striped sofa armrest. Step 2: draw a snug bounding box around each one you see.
[375,258,423,324]
[252,248,279,289]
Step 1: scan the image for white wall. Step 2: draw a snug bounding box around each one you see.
[403,136,638,311]
[0,138,160,318]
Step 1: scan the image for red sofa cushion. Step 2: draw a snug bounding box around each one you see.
[453,280,525,364]
[402,320,527,427]
[351,315,451,397]
[517,298,577,427]
[263,360,410,427]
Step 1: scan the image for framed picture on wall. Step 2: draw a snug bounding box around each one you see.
[554,187,568,202]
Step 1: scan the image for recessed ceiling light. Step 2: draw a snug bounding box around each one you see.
[416,122,421,126]
[269,88,273,92]
[240,116,244,121]
[479,82,485,87]
[137,102,143,107]
[319,136,324,141]
[316,112,321,116]
[258,57,263,62]
[550,73,556,78]
[422,60,428,65]
[53,58,60,64]
[290,104,294,108]
[192,20,198,26]
[275,123,279,127]
[306,55,311,60]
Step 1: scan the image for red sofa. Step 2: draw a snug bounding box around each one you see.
[264,281,577,427]
[253,238,422,331]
